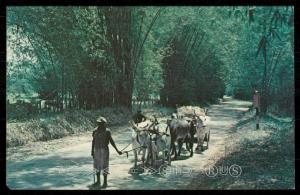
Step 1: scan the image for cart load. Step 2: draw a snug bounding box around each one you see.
[177,106,206,118]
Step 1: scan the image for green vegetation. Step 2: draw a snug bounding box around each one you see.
[7,6,294,116]
[6,105,173,147]
[188,113,294,189]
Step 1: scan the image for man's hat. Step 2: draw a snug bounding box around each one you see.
[97,116,107,123]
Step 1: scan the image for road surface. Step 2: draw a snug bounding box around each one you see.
[6,96,251,190]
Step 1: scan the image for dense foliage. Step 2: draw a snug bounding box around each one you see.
[7,6,294,116]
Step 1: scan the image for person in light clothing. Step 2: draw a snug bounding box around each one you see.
[90,116,122,189]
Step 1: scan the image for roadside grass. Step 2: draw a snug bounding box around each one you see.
[6,107,132,148]
[6,104,174,148]
[188,114,294,189]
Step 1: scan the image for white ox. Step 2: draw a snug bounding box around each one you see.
[195,115,210,151]
[130,120,152,167]
[147,122,171,166]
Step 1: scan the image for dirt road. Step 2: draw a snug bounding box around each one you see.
[6,96,251,190]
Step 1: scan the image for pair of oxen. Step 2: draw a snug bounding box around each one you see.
[129,114,210,167]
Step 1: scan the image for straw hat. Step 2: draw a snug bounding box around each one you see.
[96,116,107,123]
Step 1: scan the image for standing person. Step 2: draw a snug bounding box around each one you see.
[132,109,147,125]
[252,87,261,130]
[90,116,122,189]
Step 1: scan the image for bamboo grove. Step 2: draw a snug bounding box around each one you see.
[7,6,294,116]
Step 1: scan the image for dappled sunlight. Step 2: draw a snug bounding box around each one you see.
[7,97,252,189]
[6,5,294,190]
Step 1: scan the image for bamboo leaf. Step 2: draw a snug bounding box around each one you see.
[256,36,266,57]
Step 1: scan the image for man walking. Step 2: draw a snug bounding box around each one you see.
[90,116,122,189]
[252,87,261,130]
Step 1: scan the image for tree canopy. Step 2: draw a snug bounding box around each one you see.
[7,6,294,116]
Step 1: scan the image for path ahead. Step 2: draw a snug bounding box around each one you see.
[6,97,251,190]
